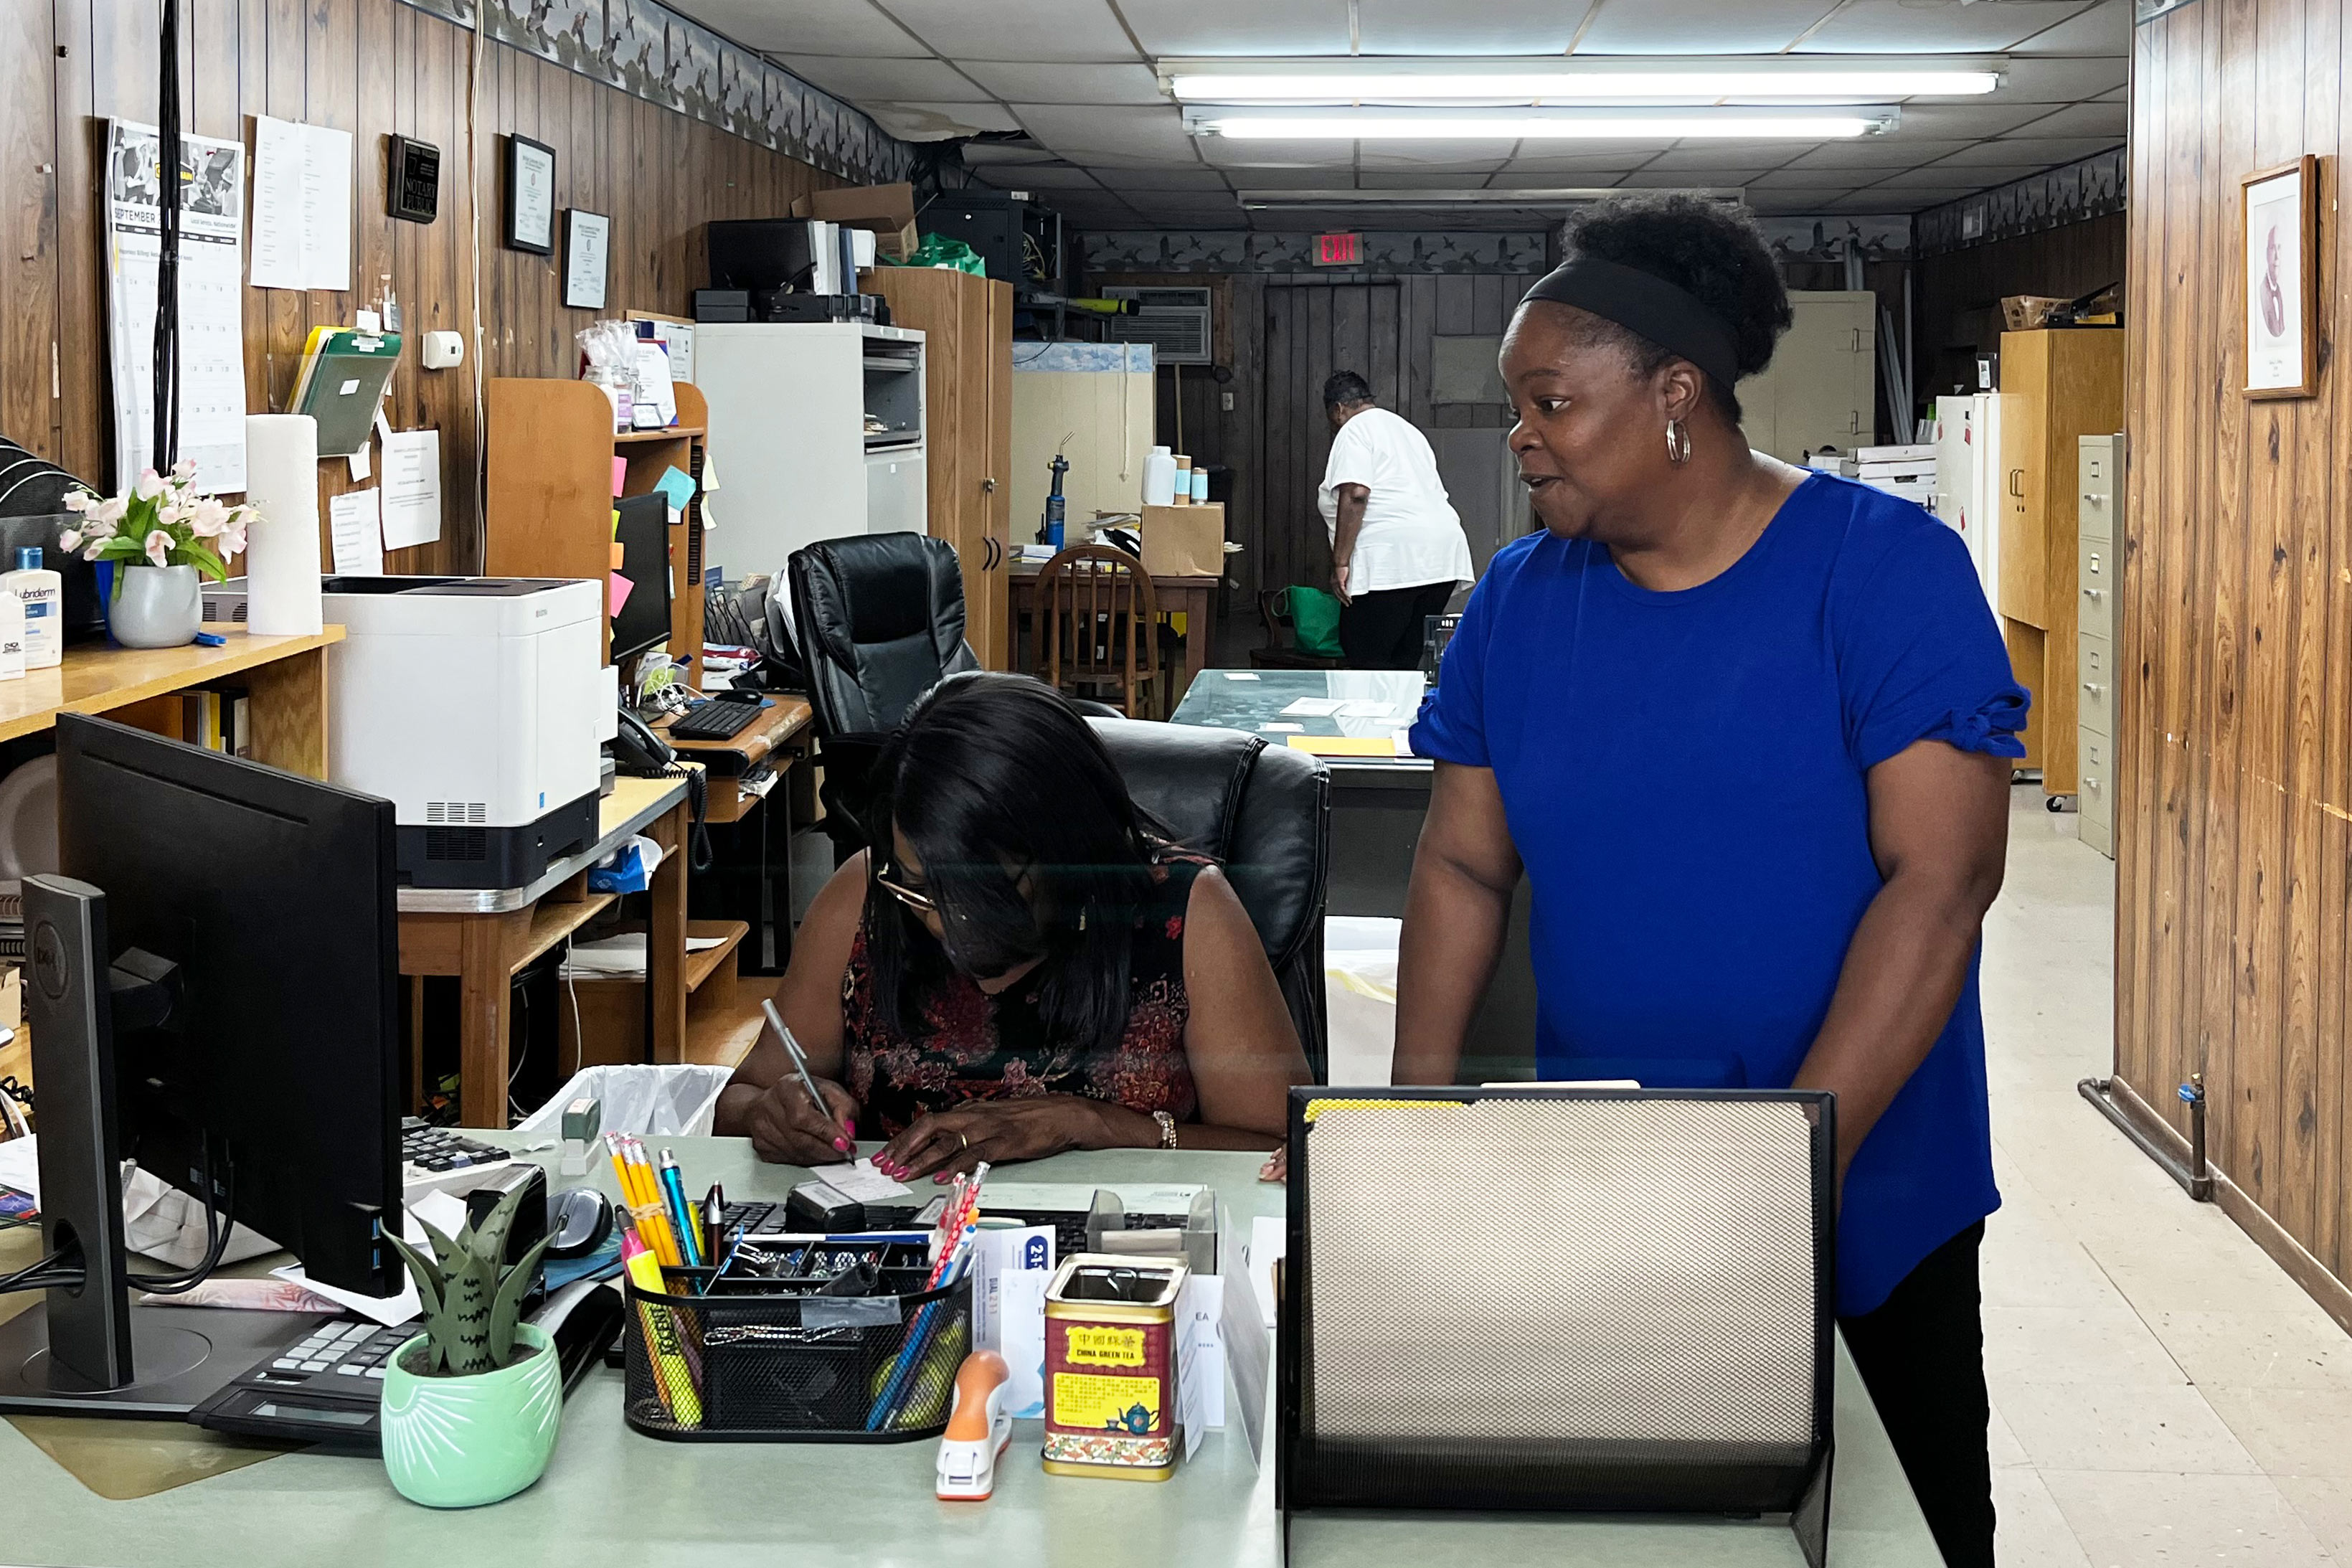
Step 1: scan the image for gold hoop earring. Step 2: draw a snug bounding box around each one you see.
[1665,418,1692,466]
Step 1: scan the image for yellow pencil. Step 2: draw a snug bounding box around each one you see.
[624,1137,685,1268]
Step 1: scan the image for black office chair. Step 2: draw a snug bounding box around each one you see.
[788,534,978,859]
[1090,718,1333,1080]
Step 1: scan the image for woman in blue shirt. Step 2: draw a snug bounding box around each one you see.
[1402,196,2023,1568]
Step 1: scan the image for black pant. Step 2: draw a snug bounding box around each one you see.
[1338,580,1454,670]
[1839,1221,1994,1568]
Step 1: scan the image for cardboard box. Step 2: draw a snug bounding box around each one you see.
[793,183,919,262]
[1138,503,1225,578]
[2001,295,2073,331]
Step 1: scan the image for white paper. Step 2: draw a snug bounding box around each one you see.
[345,440,369,483]
[633,341,677,428]
[1246,1214,1285,1329]
[272,1193,453,1326]
[807,1157,911,1204]
[1175,1273,1227,1458]
[998,1267,1051,1418]
[1223,671,1260,681]
[1257,722,1303,733]
[1280,696,1346,717]
[354,308,381,334]
[972,1225,1054,1354]
[1336,699,1395,718]
[1220,1260,1272,1466]
[379,428,444,549]
[249,117,353,291]
[327,488,384,575]
[566,210,610,309]
[0,1133,39,1201]
[103,121,247,493]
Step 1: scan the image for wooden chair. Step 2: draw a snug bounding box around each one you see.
[1039,544,1161,718]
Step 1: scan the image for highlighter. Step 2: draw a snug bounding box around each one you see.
[623,1233,704,1427]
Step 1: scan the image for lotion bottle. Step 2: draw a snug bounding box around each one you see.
[8,548,61,669]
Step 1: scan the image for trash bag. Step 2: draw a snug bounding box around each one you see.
[512,1064,737,1139]
[1324,916,1399,1089]
[903,234,987,275]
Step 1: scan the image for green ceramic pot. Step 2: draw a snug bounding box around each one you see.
[381,1323,562,1508]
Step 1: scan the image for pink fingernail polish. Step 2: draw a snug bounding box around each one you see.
[933,1173,948,1184]
[833,1138,852,1153]
[844,1120,856,1138]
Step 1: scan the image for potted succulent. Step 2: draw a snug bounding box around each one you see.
[380,1185,562,1508]
[64,461,252,648]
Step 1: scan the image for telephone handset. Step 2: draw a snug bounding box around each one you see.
[611,708,676,777]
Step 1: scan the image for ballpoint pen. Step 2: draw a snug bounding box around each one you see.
[762,997,851,1151]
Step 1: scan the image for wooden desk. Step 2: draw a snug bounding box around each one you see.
[652,694,813,825]
[1007,560,1221,711]
[396,775,689,1128]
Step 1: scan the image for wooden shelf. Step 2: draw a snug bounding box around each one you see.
[684,920,749,993]
[514,892,618,976]
[0,625,344,747]
[614,427,704,444]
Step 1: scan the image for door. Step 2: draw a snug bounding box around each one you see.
[976,278,1014,667]
[1739,291,1876,461]
[1260,281,1408,598]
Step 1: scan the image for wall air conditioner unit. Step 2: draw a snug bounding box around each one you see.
[1102,286,1214,365]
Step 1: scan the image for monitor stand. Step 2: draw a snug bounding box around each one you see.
[0,875,322,1419]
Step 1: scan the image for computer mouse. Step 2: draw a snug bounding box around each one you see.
[549,1186,613,1258]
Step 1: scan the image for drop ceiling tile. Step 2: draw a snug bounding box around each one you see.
[866,102,1025,138]
[962,142,1062,165]
[1926,135,2122,167]
[1889,101,2065,139]
[1196,136,1356,169]
[1357,168,1511,187]
[681,0,924,57]
[1501,150,1664,174]
[1998,57,2131,103]
[1110,166,1235,191]
[1577,0,1839,55]
[1129,195,1245,221]
[1865,166,2029,189]
[959,63,1166,105]
[777,55,990,102]
[1782,138,1973,169]
[1354,0,1600,55]
[1749,167,1881,190]
[1014,104,1202,164]
[1618,169,1771,190]
[1644,146,1805,171]
[1799,1,2097,53]
[983,163,1111,188]
[2005,100,2125,138]
[882,0,1139,63]
[1121,0,1353,56]
[1228,167,1361,188]
[1357,139,1521,171]
[1747,190,1864,214]
[2011,0,2131,55]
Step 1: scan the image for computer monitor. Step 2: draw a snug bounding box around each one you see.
[0,714,402,1417]
[612,492,672,661]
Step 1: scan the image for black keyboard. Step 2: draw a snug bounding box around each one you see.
[722,1200,785,1234]
[401,1118,511,1173]
[669,699,763,741]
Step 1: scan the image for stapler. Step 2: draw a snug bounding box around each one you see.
[935,1351,1014,1501]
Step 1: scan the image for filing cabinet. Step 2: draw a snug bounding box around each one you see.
[2075,435,2120,858]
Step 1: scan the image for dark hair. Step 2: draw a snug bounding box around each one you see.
[1553,194,1792,424]
[1321,370,1374,411]
[859,671,1168,1055]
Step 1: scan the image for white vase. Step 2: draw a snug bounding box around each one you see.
[109,563,202,648]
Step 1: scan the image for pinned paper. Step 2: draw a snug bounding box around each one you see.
[327,487,384,575]
[345,440,369,483]
[379,428,443,550]
[608,573,634,615]
[611,456,628,499]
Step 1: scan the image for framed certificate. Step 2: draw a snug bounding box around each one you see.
[504,134,556,255]
[2242,156,2318,399]
[564,209,610,309]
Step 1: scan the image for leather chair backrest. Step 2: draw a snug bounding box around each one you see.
[1090,718,1333,1080]
[788,534,976,742]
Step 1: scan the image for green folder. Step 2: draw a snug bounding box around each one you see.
[288,328,402,457]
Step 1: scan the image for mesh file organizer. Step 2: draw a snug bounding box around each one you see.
[1277,1087,1836,1567]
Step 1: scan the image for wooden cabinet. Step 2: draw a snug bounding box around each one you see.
[1995,329,2123,799]
[867,268,1014,669]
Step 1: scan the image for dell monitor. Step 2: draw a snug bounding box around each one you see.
[612,491,673,661]
[0,714,402,1416]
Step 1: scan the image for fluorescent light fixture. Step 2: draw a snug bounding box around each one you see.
[1235,188,1747,208]
[1173,70,1998,102]
[1191,110,1892,140]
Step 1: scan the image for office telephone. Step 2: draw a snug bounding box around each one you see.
[610,708,676,776]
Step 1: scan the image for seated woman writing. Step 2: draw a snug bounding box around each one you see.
[716,672,1311,1180]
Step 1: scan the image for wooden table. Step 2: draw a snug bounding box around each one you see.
[653,693,813,826]
[0,623,343,771]
[1007,559,1222,711]
[395,775,689,1128]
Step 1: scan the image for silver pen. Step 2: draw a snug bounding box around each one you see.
[761,998,841,1139]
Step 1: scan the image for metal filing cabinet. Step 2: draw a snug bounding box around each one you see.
[2076,435,2119,856]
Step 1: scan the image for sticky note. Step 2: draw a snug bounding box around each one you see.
[611,457,628,498]
[653,466,696,514]
[608,574,633,615]
[610,509,622,539]
[610,541,626,570]
[1286,735,1401,758]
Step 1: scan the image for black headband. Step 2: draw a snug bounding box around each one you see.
[1521,256,1742,390]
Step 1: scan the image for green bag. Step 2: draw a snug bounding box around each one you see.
[1281,585,1345,658]
[902,234,987,275]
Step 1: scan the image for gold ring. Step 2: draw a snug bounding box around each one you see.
[957,1130,969,1151]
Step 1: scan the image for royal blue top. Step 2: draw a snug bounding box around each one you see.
[1410,473,2027,1316]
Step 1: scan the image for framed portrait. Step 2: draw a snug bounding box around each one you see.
[504,134,556,255]
[2243,156,2318,398]
[564,209,610,309]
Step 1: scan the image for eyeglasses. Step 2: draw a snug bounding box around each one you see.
[873,861,936,915]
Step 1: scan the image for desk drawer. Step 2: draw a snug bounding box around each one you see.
[2077,633,2115,735]
[2078,728,2114,858]
[2078,538,2116,643]
[2078,440,2117,544]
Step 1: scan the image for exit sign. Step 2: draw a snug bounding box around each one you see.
[1313,232,1361,267]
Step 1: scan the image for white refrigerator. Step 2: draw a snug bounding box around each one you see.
[1931,393,2001,610]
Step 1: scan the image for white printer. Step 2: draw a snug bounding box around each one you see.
[313,577,615,889]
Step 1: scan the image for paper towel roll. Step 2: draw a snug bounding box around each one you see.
[241,414,324,636]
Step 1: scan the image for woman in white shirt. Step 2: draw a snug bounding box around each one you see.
[1318,372,1476,669]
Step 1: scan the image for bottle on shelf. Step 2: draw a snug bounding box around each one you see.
[9,548,62,669]
[1142,445,1176,508]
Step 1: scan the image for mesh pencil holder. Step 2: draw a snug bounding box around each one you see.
[621,1257,973,1443]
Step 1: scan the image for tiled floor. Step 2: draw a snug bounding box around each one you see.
[1983,786,2352,1564]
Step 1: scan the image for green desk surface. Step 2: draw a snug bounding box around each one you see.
[4,1139,1941,1568]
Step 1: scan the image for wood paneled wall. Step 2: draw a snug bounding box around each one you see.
[2,0,838,572]
[1914,213,2129,407]
[2119,0,2352,1323]
[1087,268,1537,610]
